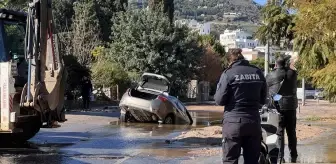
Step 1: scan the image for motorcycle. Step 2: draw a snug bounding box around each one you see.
[259,94,282,164]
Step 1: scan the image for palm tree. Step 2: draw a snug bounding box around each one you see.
[256,3,294,48]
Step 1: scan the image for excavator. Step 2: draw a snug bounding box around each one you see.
[0,0,66,143]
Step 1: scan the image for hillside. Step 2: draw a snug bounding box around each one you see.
[174,0,262,23]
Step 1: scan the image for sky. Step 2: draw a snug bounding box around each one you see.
[254,0,267,5]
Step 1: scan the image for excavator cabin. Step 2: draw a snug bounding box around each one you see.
[0,9,27,89]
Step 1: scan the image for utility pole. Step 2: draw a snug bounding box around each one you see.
[302,78,305,106]
[264,42,270,76]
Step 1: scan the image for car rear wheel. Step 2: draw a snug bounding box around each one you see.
[164,114,175,124]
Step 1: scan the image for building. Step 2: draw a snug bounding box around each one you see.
[175,19,211,35]
[241,48,264,61]
[219,29,260,52]
[223,12,242,18]
[198,22,211,35]
[268,0,282,5]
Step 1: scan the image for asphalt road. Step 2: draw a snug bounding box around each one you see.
[0,111,218,164]
[0,110,335,164]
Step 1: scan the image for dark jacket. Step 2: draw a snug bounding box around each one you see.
[266,67,298,110]
[81,80,93,97]
[214,60,267,120]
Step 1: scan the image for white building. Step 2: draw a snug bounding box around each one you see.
[198,22,211,35]
[241,48,264,61]
[219,29,260,52]
[175,19,211,35]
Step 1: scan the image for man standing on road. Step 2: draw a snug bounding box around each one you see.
[266,55,298,163]
[215,48,267,164]
[81,76,93,111]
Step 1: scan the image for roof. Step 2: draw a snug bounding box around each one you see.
[0,8,27,22]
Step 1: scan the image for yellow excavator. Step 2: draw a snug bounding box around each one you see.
[0,0,66,143]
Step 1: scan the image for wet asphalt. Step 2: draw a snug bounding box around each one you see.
[0,109,335,164]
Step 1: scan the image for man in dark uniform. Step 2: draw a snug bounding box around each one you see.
[266,55,298,163]
[81,76,93,110]
[215,48,267,164]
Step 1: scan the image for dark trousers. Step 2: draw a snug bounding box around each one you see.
[82,96,90,109]
[277,110,298,160]
[222,117,262,164]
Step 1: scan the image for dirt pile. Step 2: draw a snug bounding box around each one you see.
[172,126,222,145]
[188,147,221,157]
[171,123,329,157]
[294,123,329,141]
[173,123,327,145]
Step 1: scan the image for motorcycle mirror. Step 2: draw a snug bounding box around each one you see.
[273,94,282,101]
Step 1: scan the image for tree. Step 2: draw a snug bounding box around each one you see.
[52,0,75,32]
[198,34,227,67]
[292,0,336,101]
[0,0,27,10]
[198,46,223,84]
[63,55,91,91]
[71,0,101,66]
[108,9,203,96]
[91,58,130,88]
[250,57,265,70]
[258,0,336,101]
[311,62,336,102]
[95,0,127,43]
[148,0,174,24]
[255,3,294,47]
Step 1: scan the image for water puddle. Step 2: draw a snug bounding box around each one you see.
[138,147,191,158]
[106,111,223,158]
[189,111,222,126]
[108,110,336,162]
[108,111,222,137]
[0,142,76,158]
[292,132,336,163]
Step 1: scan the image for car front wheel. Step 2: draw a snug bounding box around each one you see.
[120,112,131,122]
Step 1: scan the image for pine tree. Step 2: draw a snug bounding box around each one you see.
[108,9,203,96]
[148,0,174,24]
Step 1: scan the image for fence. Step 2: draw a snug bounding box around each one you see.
[64,85,121,110]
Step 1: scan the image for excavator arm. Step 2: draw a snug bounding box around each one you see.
[20,0,66,125]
